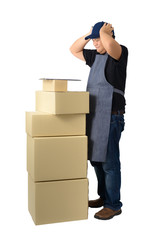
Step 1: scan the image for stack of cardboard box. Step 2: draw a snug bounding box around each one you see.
[26,79,89,225]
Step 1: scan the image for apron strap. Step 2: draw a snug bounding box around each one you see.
[113,88,125,96]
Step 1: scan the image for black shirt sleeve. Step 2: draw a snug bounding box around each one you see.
[106,45,128,90]
[83,49,97,67]
[108,45,128,112]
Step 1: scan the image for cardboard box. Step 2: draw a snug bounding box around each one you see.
[26,112,86,137]
[27,135,87,181]
[43,79,67,92]
[35,91,89,114]
[28,175,88,225]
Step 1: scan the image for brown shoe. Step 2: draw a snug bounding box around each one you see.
[94,207,122,220]
[89,198,104,208]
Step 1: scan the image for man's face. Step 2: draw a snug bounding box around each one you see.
[92,38,106,54]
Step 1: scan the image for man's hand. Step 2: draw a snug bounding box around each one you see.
[100,23,114,37]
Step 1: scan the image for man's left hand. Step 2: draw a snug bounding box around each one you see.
[100,23,114,37]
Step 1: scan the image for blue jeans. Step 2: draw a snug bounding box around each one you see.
[93,114,125,211]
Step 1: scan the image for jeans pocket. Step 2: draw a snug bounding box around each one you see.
[119,117,125,132]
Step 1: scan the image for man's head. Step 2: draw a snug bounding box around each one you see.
[85,21,115,54]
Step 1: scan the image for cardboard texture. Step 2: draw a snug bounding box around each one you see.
[28,175,88,225]
[35,91,89,114]
[26,112,86,137]
[27,135,87,181]
[43,79,67,92]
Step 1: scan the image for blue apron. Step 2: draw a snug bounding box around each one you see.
[86,53,124,163]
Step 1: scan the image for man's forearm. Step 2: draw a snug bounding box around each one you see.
[70,29,92,61]
[100,31,113,51]
[99,23,122,60]
[100,31,122,60]
[70,33,90,54]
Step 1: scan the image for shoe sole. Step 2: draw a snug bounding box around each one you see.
[89,200,104,208]
[89,205,104,208]
[94,209,122,220]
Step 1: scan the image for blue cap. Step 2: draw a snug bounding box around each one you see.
[85,21,115,40]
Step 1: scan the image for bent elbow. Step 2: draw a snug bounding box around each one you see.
[70,47,75,56]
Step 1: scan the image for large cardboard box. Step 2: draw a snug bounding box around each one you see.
[27,135,87,181]
[28,175,88,225]
[35,91,89,114]
[26,112,86,137]
[42,79,67,92]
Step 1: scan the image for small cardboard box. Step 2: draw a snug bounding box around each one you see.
[42,79,67,92]
[26,112,86,137]
[35,91,89,114]
[27,135,87,181]
[28,175,88,225]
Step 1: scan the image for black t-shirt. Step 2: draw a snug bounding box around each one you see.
[83,45,128,112]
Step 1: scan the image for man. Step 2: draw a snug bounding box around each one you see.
[70,21,128,220]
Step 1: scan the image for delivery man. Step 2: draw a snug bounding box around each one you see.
[70,21,128,220]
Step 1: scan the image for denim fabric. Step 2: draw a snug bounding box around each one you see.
[93,114,125,210]
[86,54,114,163]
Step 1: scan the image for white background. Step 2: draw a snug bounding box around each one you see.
[0,0,159,239]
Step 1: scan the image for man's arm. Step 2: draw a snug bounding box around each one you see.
[70,29,92,61]
[100,23,122,61]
